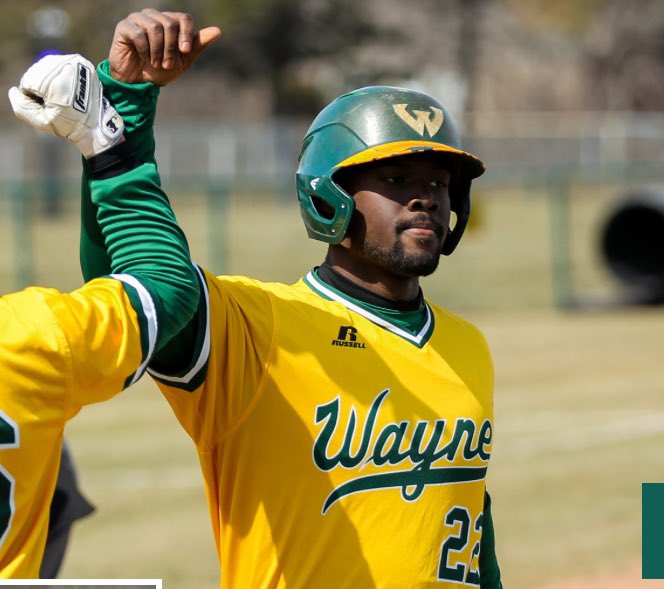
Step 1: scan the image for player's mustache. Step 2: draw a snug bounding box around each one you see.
[396,215,444,237]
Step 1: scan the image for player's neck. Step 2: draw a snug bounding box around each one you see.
[319,256,422,306]
[312,264,429,337]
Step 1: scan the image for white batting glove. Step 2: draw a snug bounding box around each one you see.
[8,54,124,159]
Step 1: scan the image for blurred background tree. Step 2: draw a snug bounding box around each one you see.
[2,0,664,119]
[201,0,387,115]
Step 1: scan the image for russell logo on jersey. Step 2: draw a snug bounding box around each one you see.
[313,389,492,514]
[331,325,366,349]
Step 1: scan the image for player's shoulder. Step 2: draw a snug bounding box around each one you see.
[427,299,488,341]
[2,277,127,301]
[1,277,139,338]
[0,282,104,326]
[0,286,61,346]
[0,281,120,363]
[205,270,318,304]
[1,284,63,305]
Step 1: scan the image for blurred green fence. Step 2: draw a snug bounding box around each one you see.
[1,169,659,312]
[3,111,664,311]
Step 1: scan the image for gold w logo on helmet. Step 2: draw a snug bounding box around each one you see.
[392,104,444,137]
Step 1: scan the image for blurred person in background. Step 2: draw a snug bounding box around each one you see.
[40,443,94,578]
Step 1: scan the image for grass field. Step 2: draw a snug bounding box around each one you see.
[3,181,662,587]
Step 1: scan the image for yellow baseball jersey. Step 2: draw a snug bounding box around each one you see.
[153,268,494,588]
[0,276,157,578]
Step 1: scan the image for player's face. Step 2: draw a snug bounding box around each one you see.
[335,153,452,278]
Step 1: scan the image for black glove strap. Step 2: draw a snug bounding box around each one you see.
[86,140,140,180]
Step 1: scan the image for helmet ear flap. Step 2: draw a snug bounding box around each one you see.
[296,174,355,244]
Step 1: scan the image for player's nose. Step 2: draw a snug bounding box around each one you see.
[407,182,439,212]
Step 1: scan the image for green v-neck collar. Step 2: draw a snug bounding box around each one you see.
[303,269,435,348]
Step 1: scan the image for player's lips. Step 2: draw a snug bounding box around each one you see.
[404,226,437,237]
[398,219,444,239]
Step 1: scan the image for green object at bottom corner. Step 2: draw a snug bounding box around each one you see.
[643,483,664,578]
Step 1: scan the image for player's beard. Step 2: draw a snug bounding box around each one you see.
[363,234,441,277]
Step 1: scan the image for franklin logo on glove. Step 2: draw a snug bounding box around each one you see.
[73,62,90,112]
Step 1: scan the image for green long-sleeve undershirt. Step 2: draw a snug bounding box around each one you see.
[81,61,200,352]
[88,156,199,353]
[80,62,160,282]
[81,60,203,362]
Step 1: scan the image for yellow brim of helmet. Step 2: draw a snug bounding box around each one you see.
[335,140,485,179]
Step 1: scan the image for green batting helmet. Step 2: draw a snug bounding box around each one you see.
[296,85,485,255]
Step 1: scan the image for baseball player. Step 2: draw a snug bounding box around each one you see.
[82,9,503,588]
[0,49,207,577]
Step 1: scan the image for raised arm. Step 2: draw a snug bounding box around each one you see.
[77,12,220,375]
[80,10,220,281]
[78,11,220,273]
[1,52,205,577]
[10,53,199,353]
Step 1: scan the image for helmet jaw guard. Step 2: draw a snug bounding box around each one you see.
[442,176,472,255]
[296,85,485,254]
